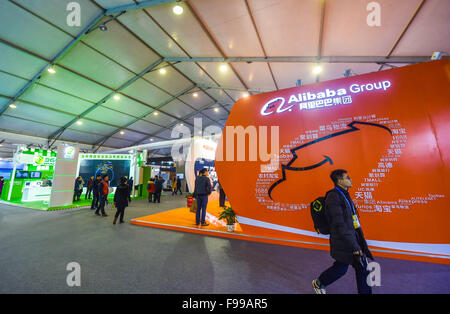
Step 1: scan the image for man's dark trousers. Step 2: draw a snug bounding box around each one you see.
[219,188,226,207]
[196,195,208,224]
[95,195,107,215]
[318,256,372,294]
[91,192,99,209]
[154,189,162,203]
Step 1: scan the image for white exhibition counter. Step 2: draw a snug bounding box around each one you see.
[22,186,52,201]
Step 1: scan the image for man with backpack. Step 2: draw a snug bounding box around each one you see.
[312,169,373,294]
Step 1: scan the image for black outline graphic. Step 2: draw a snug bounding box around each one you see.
[267,121,392,200]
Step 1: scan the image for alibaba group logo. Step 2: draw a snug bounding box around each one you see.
[268,121,392,200]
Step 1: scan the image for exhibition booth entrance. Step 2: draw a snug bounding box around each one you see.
[131,61,450,266]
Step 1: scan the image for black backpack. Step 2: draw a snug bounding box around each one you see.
[310,192,330,234]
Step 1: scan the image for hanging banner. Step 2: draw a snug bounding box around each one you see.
[215,60,450,264]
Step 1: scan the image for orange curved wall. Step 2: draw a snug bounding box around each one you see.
[215,60,450,264]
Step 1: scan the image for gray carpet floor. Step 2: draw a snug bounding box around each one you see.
[0,195,449,294]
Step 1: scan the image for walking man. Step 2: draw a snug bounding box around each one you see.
[113,177,129,224]
[312,169,374,294]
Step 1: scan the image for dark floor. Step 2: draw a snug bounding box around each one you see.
[0,195,449,294]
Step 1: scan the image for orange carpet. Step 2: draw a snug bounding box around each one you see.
[130,201,449,265]
[130,200,331,251]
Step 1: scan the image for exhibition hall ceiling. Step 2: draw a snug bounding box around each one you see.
[0,0,449,159]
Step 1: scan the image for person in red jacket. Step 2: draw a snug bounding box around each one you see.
[147,178,155,203]
[95,175,109,217]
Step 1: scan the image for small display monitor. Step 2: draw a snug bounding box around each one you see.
[30,171,42,179]
[15,170,29,179]
[177,173,184,179]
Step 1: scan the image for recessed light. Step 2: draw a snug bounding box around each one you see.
[150,138,154,142]
[173,5,183,15]
[114,94,120,100]
[159,68,167,74]
[153,111,159,116]
[9,104,17,109]
[120,131,125,135]
[47,68,56,74]
[180,123,184,126]
[99,24,108,32]
[76,120,83,125]
[242,93,249,98]
[193,92,198,98]
[214,108,219,112]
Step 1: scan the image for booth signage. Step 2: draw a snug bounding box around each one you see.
[216,60,450,264]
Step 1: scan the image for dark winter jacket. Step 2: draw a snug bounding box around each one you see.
[193,175,212,197]
[114,184,129,208]
[154,178,165,192]
[325,187,373,265]
[92,179,101,194]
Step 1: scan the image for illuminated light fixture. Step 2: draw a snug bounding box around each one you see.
[193,92,198,98]
[76,120,83,125]
[120,131,125,135]
[220,64,228,72]
[150,138,154,141]
[99,24,108,32]
[113,94,120,100]
[153,111,159,116]
[47,67,56,74]
[313,65,323,75]
[159,68,167,75]
[173,5,183,15]
[242,92,249,98]
[214,108,219,112]
[9,104,17,109]
[180,123,184,126]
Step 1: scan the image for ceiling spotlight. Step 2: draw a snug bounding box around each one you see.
[120,131,125,135]
[173,5,183,15]
[76,120,83,125]
[242,93,249,98]
[180,123,184,126]
[159,68,167,75]
[193,92,198,98]
[150,138,154,142]
[113,94,120,100]
[220,64,228,72]
[99,24,108,32]
[153,111,159,116]
[214,108,219,112]
[9,104,17,109]
[313,65,323,75]
[47,68,56,74]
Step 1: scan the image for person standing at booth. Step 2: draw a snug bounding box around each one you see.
[154,176,165,203]
[113,177,129,225]
[193,168,212,227]
[147,178,155,203]
[85,176,94,200]
[95,175,109,217]
[176,176,182,195]
[73,176,84,202]
[90,174,101,210]
[128,177,134,202]
[0,176,4,197]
